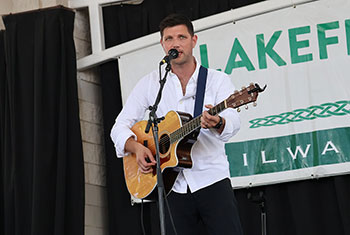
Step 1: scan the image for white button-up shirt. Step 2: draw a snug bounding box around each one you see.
[110,61,240,193]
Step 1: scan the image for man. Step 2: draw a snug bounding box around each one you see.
[111,13,243,235]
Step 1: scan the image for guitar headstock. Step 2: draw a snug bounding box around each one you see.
[226,83,266,111]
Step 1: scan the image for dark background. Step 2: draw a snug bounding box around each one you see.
[0,7,84,235]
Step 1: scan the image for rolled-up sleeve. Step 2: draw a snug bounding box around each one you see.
[110,77,150,158]
[110,115,137,158]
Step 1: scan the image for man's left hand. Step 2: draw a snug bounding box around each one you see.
[200,104,225,133]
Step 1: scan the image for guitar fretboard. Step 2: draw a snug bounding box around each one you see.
[169,100,227,143]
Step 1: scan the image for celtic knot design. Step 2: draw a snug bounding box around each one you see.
[249,100,350,128]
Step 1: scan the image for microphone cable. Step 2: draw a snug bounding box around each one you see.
[141,199,147,235]
[164,190,178,235]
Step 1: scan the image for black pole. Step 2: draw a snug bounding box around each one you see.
[260,200,267,235]
[248,190,267,235]
[152,124,166,235]
[145,62,172,235]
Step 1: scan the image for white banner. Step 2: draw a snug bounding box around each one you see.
[118,0,350,188]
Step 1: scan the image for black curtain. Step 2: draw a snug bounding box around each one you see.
[100,0,350,235]
[0,7,84,235]
[236,175,350,235]
[0,30,6,235]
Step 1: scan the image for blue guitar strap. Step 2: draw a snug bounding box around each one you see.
[193,66,208,118]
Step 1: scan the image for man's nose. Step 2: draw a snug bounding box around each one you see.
[171,43,180,50]
[171,38,181,48]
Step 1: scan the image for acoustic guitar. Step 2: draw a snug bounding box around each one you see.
[123,83,266,199]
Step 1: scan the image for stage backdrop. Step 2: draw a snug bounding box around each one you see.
[117,0,350,188]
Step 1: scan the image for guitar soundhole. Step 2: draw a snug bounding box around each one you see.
[159,134,170,154]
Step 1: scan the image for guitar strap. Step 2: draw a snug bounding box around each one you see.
[193,65,208,117]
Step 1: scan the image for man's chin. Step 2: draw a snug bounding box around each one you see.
[172,56,193,66]
[172,58,186,66]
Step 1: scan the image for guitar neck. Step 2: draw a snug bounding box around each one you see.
[169,100,227,143]
[168,83,266,143]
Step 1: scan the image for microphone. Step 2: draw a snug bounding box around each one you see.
[160,49,179,65]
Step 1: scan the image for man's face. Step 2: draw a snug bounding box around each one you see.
[160,24,197,66]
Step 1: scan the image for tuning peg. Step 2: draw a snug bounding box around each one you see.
[250,82,254,86]
[253,102,257,107]
[245,105,248,110]
[237,107,241,112]
[234,90,238,94]
[241,86,246,90]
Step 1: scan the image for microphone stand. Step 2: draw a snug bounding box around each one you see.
[248,191,267,235]
[145,62,172,235]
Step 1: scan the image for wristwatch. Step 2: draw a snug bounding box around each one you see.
[214,116,223,129]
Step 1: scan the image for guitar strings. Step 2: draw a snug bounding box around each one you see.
[151,103,224,148]
[157,117,199,146]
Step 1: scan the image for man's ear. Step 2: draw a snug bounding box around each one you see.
[160,38,164,49]
[192,34,198,48]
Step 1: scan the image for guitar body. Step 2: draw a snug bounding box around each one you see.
[123,110,198,199]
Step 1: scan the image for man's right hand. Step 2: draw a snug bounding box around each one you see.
[125,137,156,174]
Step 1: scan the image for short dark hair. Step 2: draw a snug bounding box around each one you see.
[159,13,194,37]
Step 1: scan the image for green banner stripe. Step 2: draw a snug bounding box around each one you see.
[225,127,350,177]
